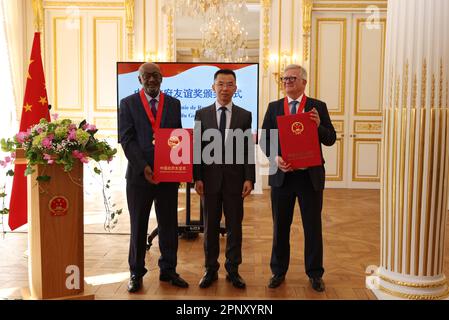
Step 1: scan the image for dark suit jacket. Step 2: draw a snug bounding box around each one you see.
[193,103,255,194]
[119,92,182,185]
[260,96,336,191]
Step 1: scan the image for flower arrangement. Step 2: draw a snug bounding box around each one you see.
[0,117,122,231]
[1,117,116,175]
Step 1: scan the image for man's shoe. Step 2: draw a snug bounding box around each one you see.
[199,271,218,288]
[309,277,325,292]
[127,275,143,293]
[268,274,285,289]
[226,272,246,289]
[159,272,189,288]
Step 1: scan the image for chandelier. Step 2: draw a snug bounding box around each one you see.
[200,13,248,62]
[164,0,249,62]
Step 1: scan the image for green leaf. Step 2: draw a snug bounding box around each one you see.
[0,208,9,215]
[6,169,14,176]
[24,166,35,176]
[0,192,6,198]
[93,167,101,175]
[78,119,87,129]
[36,175,51,182]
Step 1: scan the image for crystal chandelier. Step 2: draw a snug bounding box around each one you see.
[200,13,248,62]
[164,0,249,62]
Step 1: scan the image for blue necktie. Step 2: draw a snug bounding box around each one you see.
[150,98,157,117]
[290,100,299,114]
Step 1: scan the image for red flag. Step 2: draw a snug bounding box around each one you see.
[8,32,50,230]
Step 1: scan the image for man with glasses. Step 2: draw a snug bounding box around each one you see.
[260,64,336,292]
[194,69,255,289]
[119,62,189,293]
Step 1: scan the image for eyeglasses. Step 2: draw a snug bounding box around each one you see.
[215,82,235,88]
[140,72,162,81]
[280,76,298,83]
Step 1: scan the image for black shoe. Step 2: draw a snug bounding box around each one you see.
[309,277,325,292]
[268,274,285,289]
[159,272,189,288]
[226,272,246,289]
[199,271,218,288]
[127,275,143,293]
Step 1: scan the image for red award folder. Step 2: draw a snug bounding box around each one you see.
[277,112,322,169]
[153,128,193,182]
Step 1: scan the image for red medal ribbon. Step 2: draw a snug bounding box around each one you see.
[139,89,165,130]
[283,94,307,115]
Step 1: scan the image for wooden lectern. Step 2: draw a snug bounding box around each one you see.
[18,152,94,300]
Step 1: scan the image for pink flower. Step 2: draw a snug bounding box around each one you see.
[0,160,6,168]
[43,153,52,160]
[83,124,97,132]
[47,159,54,165]
[68,129,76,140]
[16,131,28,143]
[36,127,43,134]
[4,156,11,163]
[11,152,16,159]
[42,134,54,149]
[69,124,77,131]
[52,113,59,120]
[72,150,89,164]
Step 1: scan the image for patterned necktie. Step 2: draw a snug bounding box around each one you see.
[150,98,157,117]
[290,100,299,114]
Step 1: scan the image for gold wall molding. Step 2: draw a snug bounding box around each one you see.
[167,8,174,61]
[93,17,123,112]
[124,0,134,59]
[352,138,381,182]
[262,0,271,73]
[32,0,44,32]
[354,120,382,134]
[326,138,343,181]
[302,0,312,62]
[44,1,124,8]
[314,18,347,115]
[52,16,83,112]
[354,18,385,116]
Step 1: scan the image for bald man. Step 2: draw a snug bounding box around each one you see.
[119,63,189,292]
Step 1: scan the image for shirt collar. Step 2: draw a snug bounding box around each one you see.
[287,94,303,105]
[144,90,160,103]
[215,101,233,112]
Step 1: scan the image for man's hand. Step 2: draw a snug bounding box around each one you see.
[144,165,158,184]
[242,180,253,198]
[310,108,321,127]
[195,180,204,196]
[275,156,293,172]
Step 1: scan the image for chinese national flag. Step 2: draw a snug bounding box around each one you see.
[8,32,50,230]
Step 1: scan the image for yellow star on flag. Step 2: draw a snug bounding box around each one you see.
[38,96,47,106]
[24,103,33,112]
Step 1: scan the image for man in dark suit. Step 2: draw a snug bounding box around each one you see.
[260,64,336,292]
[194,69,255,289]
[119,62,189,293]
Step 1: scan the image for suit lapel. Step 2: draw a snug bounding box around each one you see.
[229,104,239,130]
[207,104,218,129]
[160,95,168,128]
[304,97,313,112]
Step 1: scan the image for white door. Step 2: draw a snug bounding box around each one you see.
[310,11,386,189]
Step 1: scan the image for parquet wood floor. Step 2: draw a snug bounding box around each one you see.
[1,188,448,300]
